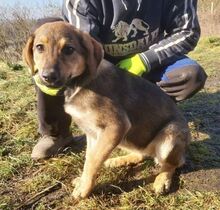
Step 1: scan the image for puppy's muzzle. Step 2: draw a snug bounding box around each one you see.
[41,69,62,87]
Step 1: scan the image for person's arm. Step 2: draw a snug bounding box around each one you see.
[140,0,200,71]
[118,0,206,101]
[62,0,100,40]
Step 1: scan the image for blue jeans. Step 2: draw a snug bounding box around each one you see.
[144,56,200,83]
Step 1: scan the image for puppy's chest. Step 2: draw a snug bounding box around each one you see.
[64,102,99,137]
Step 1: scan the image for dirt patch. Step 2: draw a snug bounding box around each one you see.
[182,169,220,192]
[178,68,220,192]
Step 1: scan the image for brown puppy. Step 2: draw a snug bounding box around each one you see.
[23,21,191,199]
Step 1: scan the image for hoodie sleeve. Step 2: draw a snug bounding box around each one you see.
[62,0,101,40]
[139,0,201,71]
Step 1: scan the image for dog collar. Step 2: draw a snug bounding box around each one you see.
[33,74,62,96]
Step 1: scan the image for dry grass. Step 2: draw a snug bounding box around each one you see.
[0,6,34,63]
[198,0,220,35]
[0,2,61,64]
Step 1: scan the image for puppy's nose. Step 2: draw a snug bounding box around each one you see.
[42,70,59,83]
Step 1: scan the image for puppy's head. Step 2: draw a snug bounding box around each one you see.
[23,21,103,88]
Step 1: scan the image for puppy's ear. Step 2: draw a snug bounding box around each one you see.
[80,32,103,77]
[22,35,35,75]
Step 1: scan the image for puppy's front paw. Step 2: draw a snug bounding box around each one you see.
[71,177,93,200]
[72,177,81,187]
[153,173,172,195]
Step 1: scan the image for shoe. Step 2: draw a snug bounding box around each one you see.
[31,135,79,160]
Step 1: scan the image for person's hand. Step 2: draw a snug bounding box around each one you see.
[157,66,207,101]
[117,54,148,76]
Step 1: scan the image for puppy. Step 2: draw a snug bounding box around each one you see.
[23,21,191,199]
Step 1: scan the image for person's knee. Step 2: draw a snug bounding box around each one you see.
[188,64,207,89]
[31,17,64,33]
[157,63,207,101]
[176,64,207,100]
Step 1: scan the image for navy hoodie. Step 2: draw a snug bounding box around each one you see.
[62,0,200,71]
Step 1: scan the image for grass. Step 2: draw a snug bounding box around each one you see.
[0,37,220,209]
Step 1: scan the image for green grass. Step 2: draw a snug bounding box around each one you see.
[189,36,220,78]
[0,37,220,209]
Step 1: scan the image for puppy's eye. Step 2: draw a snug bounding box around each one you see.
[62,46,75,55]
[36,44,44,53]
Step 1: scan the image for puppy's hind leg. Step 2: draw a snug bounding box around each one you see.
[153,162,176,195]
[104,152,145,168]
[153,123,190,194]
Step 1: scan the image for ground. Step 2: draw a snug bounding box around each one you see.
[0,37,220,210]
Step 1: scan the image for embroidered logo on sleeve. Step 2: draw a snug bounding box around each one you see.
[112,18,149,42]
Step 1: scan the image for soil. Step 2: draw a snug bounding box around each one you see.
[179,73,220,192]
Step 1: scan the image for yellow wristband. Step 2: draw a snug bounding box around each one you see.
[117,54,148,76]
